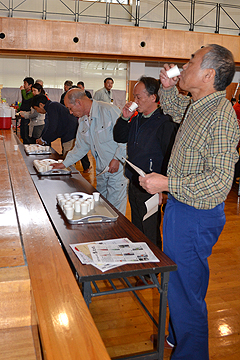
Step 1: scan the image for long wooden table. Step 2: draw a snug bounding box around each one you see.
[2,130,111,360]
[18,141,177,360]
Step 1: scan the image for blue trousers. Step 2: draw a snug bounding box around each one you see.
[163,195,226,360]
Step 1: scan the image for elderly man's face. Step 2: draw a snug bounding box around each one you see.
[133,82,157,116]
[179,47,210,93]
[104,79,113,91]
[65,97,84,118]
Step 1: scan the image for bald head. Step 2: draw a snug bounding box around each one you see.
[66,88,87,103]
[64,88,92,118]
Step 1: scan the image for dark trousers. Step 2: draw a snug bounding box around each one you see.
[81,154,90,171]
[128,181,162,249]
[20,118,30,144]
[29,124,45,144]
[164,195,225,360]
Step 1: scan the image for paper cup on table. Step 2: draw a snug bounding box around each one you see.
[74,200,81,213]
[85,200,91,212]
[65,206,74,220]
[89,198,95,210]
[14,144,18,151]
[81,202,88,215]
[92,192,100,202]
[128,102,138,112]
[166,65,181,79]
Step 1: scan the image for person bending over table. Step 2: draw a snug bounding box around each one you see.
[32,94,78,158]
[52,88,128,215]
[139,44,240,360]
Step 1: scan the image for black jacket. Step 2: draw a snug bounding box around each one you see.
[113,107,179,184]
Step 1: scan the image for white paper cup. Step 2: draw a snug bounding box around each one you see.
[81,202,88,215]
[128,102,138,112]
[60,199,67,208]
[92,192,100,201]
[71,195,79,200]
[14,144,18,151]
[166,65,181,79]
[85,200,91,212]
[89,198,95,210]
[74,200,81,213]
[65,206,74,220]
[64,193,70,199]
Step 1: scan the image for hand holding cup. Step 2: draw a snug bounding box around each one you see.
[160,64,181,89]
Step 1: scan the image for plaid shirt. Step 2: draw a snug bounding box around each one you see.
[160,86,240,209]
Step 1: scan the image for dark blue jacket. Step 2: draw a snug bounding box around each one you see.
[41,100,78,144]
[114,107,179,184]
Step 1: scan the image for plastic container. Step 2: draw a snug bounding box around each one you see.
[0,104,12,129]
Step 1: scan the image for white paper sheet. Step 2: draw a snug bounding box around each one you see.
[122,157,146,177]
[96,165,109,177]
[143,193,159,221]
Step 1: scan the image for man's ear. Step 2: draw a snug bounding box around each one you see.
[203,68,215,83]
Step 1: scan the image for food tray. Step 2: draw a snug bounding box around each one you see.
[33,159,71,176]
[24,144,52,155]
[57,192,118,224]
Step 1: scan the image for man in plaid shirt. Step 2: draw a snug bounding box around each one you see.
[140,44,240,360]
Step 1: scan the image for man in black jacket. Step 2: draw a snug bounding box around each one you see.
[113,76,178,249]
[32,95,78,158]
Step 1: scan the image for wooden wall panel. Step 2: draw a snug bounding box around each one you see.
[0,17,239,64]
[1,18,27,50]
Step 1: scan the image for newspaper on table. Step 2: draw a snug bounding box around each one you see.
[89,240,160,265]
[70,238,132,272]
[70,238,160,272]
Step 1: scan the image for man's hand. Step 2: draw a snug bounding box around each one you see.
[160,64,180,90]
[51,163,65,170]
[19,111,25,118]
[36,138,44,145]
[139,173,169,194]
[108,159,119,173]
[122,102,135,119]
[20,85,24,90]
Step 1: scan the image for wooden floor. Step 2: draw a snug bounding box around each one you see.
[4,139,240,359]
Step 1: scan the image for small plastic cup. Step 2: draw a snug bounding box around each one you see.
[89,198,95,210]
[65,206,74,220]
[74,200,81,213]
[81,202,88,215]
[92,192,100,202]
[85,200,91,212]
[166,65,181,79]
[14,144,18,151]
[128,102,138,112]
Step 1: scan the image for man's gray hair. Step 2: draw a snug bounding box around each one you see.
[67,88,87,103]
[201,44,235,91]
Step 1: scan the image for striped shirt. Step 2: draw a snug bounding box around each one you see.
[160,86,240,209]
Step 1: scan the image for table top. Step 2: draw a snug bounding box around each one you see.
[32,174,177,282]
